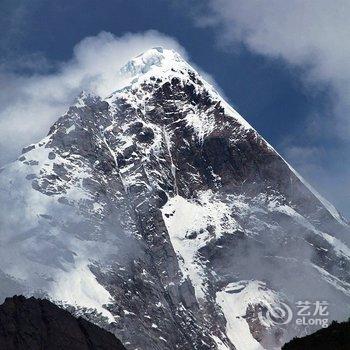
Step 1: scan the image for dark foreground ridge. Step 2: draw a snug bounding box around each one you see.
[282,318,350,350]
[0,295,126,350]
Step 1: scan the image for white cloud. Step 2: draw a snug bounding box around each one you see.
[197,0,350,135]
[200,1,350,98]
[0,31,186,166]
[196,0,350,136]
[196,0,350,215]
[284,144,350,217]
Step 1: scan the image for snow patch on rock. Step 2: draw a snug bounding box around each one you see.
[162,191,240,300]
[216,281,279,350]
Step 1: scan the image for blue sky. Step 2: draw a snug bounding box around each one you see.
[1,0,349,216]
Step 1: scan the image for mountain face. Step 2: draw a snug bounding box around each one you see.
[0,47,349,350]
[0,295,126,350]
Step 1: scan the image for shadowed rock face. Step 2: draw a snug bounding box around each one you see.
[282,318,350,350]
[0,295,126,350]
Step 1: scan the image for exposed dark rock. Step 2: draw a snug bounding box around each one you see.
[282,319,350,350]
[0,295,126,350]
[128,121,143,134]
[22,145,35,154]
[136,127,155,143]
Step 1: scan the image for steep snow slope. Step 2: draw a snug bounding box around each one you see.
[0,48,349,350]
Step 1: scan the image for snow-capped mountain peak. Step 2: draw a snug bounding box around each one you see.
[0,49,349,350]
[120,47,187,78]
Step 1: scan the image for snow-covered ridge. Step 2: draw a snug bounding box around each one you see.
[107,47,254,135]
[120,47,186,77]
[110,47,191,94]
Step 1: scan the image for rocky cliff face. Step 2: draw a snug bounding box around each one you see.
[0,295,126,350]
[0,47,349,350]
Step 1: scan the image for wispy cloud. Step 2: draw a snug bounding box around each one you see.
[194,0,350,215]
[0,0,38,59]
[0,31,186,166]
[197,0,350,134]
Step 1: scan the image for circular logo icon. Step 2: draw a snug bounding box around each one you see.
[258,302,293,326]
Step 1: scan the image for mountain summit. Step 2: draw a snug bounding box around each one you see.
[120,47,186,76]
[0,48,349,350]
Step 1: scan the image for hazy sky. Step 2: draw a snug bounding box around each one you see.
[1,0,349,216]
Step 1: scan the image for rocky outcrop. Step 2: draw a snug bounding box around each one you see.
[0,295,126,350]
[282,319,350,350]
